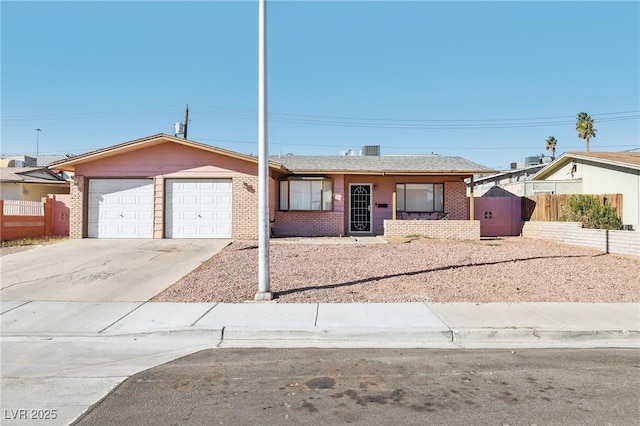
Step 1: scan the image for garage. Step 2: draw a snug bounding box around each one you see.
[165,179,232,238]
[88,179,154,238]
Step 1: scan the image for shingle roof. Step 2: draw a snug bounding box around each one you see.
[269,155,495,174]
[45,133,494,175]
[0,167,68,184]
[564,151,640,168]
[35,155,69,167]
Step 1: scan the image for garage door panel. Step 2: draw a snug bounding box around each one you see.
[215,181,232,190]
[166,179,232,239]
[88,179,154,238]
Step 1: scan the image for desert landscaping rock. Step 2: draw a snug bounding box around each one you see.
[153,237,639,303]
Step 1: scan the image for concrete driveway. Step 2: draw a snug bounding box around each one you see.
[0,239,231,302]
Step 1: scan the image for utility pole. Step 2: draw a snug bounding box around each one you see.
[183,104,189,139]
[255,0,272,301]
[35,128,42,155]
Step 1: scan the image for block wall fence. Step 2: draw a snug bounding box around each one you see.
[522,221,639,258]
[383,220,481,240]
[0,196,70,241]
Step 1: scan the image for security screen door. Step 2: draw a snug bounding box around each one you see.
[349,184,372,233]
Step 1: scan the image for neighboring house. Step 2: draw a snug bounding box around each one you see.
[0,167,70,201]
[48,134,494,239]
[1,155,69,167]
[530,151,640,231]
[471,164,546,197]
[0,156,37,167]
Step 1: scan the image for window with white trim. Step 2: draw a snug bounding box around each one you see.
[396,183,444,212]
[280,178,333,211]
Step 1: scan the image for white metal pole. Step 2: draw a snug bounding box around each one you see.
[256,0,272,301]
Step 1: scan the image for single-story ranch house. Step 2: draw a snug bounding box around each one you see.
[48,134,495,239]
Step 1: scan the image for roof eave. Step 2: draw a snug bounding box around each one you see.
[47,133,288,173]
[565,152,640,171]
[284,169,494,175]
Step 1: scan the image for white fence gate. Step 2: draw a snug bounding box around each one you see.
[2,200,44,216]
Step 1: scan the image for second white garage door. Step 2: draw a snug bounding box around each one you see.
[165,179,232,238]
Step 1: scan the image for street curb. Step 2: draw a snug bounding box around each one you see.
[0,329,224,343]
[451,328,640,348]
[220,327,454,346]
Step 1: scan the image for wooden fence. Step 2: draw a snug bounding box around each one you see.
[522,194,623,222]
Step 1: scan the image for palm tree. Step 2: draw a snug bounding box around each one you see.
[576,112,597,152]
[545,136,557,159]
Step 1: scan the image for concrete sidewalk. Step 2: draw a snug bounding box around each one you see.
[1,301,638,425]
[2,301,638,348]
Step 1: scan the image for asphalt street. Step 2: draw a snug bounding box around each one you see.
[73,348,640,425]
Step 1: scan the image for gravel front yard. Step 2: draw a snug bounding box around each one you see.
[153,237,640,303]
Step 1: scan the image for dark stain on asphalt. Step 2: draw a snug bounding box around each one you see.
[331,388,405,407]
[170,380,191,390]
[409,401,436,412]
[497,391,519,404]
[300,401,318,413]
[305,377,336,389]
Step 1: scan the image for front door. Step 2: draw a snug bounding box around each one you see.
[349,184,372,233]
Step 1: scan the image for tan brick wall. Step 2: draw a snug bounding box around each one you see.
[232,175,259,239]
[69,175,85,239]
[522,221,640,257]
[383,220,480,240]
[445,181,468,220]
[273,211,344,237]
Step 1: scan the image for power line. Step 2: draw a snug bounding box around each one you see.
[3,104,637,130]
[191,108,639,130]
[192,104,640,123]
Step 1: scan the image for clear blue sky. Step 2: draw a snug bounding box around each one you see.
[1,0,639,170]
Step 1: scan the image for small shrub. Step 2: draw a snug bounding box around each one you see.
[559,194,623,230]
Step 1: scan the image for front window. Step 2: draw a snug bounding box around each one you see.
[396,183,443,212]
[280,178,333,211]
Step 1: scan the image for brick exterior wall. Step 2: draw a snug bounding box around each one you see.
[69,175,85,239]
[522,221,639,257]
[445,181,468,220]
[273,211,344,237]
[383,220,480,240]
[232,175,259,239]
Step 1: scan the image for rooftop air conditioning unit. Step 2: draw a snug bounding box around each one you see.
[361,145,381,156]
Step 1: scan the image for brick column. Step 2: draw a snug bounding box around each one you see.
[70,175,86,239]
[232,176,259,239]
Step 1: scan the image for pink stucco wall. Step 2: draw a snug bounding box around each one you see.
[50,194,70,236]
[73,142,263,239]
[74,142,258,177]
[474,196,522,237]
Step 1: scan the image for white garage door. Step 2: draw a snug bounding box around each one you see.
[88,179,154,238]
[166,179,232,238]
